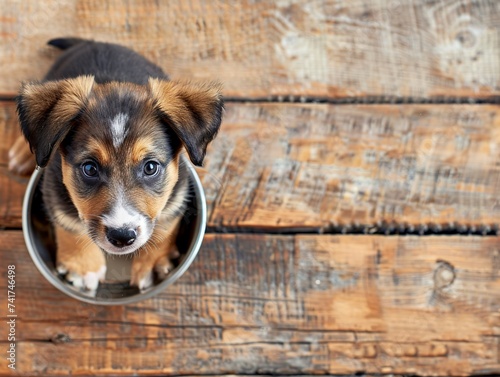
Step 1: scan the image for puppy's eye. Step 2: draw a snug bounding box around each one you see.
[144,161,160,176]
[82,161,99,178]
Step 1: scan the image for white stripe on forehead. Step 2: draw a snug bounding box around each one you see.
[102,187,145,229]
[110,113,129,148]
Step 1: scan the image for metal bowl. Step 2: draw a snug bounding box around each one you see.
[22,156,206,305]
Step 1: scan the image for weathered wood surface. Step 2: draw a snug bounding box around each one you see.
[1,0,500,99]
[0,231,499,376]
[1,1,498,377]
[204,102,500,231]
[0,102,25,228]
[2,101,500,231]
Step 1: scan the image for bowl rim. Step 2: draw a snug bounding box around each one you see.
[22,156,206,305]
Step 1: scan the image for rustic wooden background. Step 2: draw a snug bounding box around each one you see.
[1,0,500,376]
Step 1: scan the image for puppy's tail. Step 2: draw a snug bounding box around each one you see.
[47,37,88,50]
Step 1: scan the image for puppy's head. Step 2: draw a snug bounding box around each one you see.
[17,76,223,255]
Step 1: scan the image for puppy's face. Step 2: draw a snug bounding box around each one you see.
[60,83,182,254]
[17,77,223,255]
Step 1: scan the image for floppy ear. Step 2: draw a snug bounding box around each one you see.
[148,78,223,166]
[16,75,95,167]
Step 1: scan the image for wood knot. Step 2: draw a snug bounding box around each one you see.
[51,333,71,344]
[456,30,476,48]
[434,260,455,290]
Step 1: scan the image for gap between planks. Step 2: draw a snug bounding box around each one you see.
[2,94,500,105]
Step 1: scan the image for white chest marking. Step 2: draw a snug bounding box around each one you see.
[110,113,129,148]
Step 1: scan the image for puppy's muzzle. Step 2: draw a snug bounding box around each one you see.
[106,227,137,248]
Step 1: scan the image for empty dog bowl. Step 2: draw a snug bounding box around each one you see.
[22,155,206,305]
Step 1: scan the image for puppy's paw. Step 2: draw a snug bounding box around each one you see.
[57,263,107,294]
[8,136,36,175]
[131,247,179,291]
[154,255,175,280]
[130,258,155,292]
[55,226,107,294]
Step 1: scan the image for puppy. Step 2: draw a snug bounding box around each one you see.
[9,38,223,292]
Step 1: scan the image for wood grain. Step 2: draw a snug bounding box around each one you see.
[1,0,499,99]
[203,102,500,231]
[0,102,26,228]
[0,231,498,376]
[204,104,500,230]
[2,101,500,231]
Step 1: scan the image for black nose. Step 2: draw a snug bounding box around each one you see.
[106,228,137,248]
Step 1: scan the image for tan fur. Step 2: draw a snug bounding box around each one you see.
[55,224,106,277]
[54,76,95,121]
[20,81,61,122]
[17,76,96,168]
[147,78,223,166]
[135,154,180,220]
[21,76,94,127]
[61,155,111,222]
[130,215,182,286]
[8,136,36,175]
[130,136,158,164]
[148,79,222,132]
[52,207,86,234]
[93,81,149,103]
[86,138,111,165]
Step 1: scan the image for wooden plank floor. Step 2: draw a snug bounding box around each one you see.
[1,232,499,376]
[3,101,500,231]
[1,0,500,99]
[1,1,500,376]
